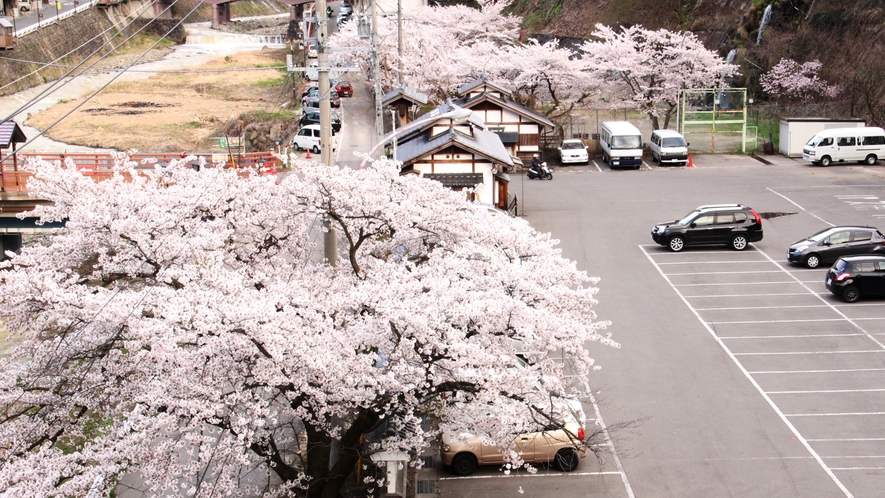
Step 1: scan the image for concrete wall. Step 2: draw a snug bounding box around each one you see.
[0,0,194,97]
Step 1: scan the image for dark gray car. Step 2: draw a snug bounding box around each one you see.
[788,226,885,268]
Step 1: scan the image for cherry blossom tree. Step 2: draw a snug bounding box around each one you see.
[580,24,738,130]
[328,1,595,116]
[760,58,842,103]
[0,155,615,497]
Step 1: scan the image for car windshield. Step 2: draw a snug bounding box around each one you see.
[561,141,584,150]
[833,258,849,271]
[677,210,701,225]
[611,135,642,149]
[806,135,825,146]
[662,137,686,147]
[807,227,837,242]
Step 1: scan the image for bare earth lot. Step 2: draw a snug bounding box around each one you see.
[25,49,290,152]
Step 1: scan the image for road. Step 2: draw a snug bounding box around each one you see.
[438,156,885,497]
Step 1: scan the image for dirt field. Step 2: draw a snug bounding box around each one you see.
[25,49,294,153]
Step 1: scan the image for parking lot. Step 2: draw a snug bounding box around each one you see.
[438,155,885,497]
[642,242,884,498]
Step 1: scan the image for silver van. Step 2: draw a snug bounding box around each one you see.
[649,129,689,166]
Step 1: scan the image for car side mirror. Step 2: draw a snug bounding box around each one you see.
[686,142,690,146]
[690,222,697,228]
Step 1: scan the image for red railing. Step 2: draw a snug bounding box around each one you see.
[0,151,281,193]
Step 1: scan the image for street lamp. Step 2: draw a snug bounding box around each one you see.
[359,107,472,169]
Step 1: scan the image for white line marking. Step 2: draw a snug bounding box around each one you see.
[592,160,602,172]
[721,333,868,340]
[752,248,885,350]
[657,260,767,265]
[586,389,635,497]
[639,244,854,498]
[439,470,625,481]
[697,304,830,311]
[677,281,798,287]
[733,350,885,356]
[750,368,885,374]
[641,161,652,170]
[668,270,783,276]
[768,388,885,394]
[709,318,885,325]
[808,438,885,442]
[683,292,812,298]
[786,412,885,417]
[767,187,806,211]
[830,467,885,471]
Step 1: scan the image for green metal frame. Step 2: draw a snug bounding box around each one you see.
[680,88,748,153]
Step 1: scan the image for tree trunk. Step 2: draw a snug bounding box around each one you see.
[303,409,382,498]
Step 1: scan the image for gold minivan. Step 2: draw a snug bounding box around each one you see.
[440,407,586,476]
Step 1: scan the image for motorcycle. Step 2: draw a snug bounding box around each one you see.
[527,161,553,180]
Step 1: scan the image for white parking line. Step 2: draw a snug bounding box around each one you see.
[766,188,834,226]
[657,260,767,265]
[750,367,885,374]
[677,281,797,286]
[641,161,652,170]
[808,438,885,442]
[439,470,625,481]
[668,270,783,276]
[639,244,855,498]
[721,333,869,340]
[592,160,602,172]
[830,467,885,471]
[683,292,811,298]
[697,304,830,311]
[768,388,885,394]
[709,318,885,325]
[733,350,885,356]
[786,411,885,417]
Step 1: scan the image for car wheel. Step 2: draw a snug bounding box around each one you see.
[731,234,748,251]
[293,144,301,151]
[312,145,320,154]
[820,156,832,167]
[451,453,478,476]
[554,448,580,472]
[804,253,821,269]
[668,235,685,252]
[841,285,860,303]
[865,154,878,165]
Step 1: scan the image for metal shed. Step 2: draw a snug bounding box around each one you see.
[779,118,865,157]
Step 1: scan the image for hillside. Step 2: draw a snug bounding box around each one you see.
[511,0,885,126]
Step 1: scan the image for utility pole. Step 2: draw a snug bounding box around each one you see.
[397,0,403,85]
[371,0,383,144]
[316,0,333,167]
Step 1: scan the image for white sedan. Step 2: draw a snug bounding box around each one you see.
[558,139,589,165]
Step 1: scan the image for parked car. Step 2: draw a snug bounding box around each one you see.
[338,2,353,16]
[649,129,689,166]
[301,85,319,98]
[441,405,586,476]
[299,111,341,133]
[301,96,320,114]
[825,255,885,302]
[788,226,885,268]
[651,204,763,252]
[302,88,340,108]
[335,80,354,97]
[290,124,337,153]
[558,139,589,165]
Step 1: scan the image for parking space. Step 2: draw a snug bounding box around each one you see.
[547,153,773,174]
[641,244,885,498]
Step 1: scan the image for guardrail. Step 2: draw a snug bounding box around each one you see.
[13,0,99,38]
[1,151,281,193]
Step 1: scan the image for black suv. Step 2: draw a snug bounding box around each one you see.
[788,226,885,268]
[299,111,341,133]
[651,204,763,252]
[825,255,885,302]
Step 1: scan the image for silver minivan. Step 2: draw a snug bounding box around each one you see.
[650,129,689,166]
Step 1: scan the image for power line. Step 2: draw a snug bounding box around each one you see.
[1,0,204,163]
[1,0,192,125]
[0,0,160,95]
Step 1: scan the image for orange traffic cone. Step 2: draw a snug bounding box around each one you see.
[687,154,694,168]
[305,149,312,159]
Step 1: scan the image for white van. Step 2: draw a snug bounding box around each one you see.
[600,121,643,169]
[291,124,337,154]
[649,129,689,166]
[802,127,885,166]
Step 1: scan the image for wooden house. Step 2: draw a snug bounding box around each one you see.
[383,84,429,128]
[455,77,554,164]
[394,102,514,210]
[0,18,14,51]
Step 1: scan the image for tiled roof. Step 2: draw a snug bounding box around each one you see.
[382,85,429,106]
[456,76,512,97]
[458,92,555,129]
[0,120,27,149]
